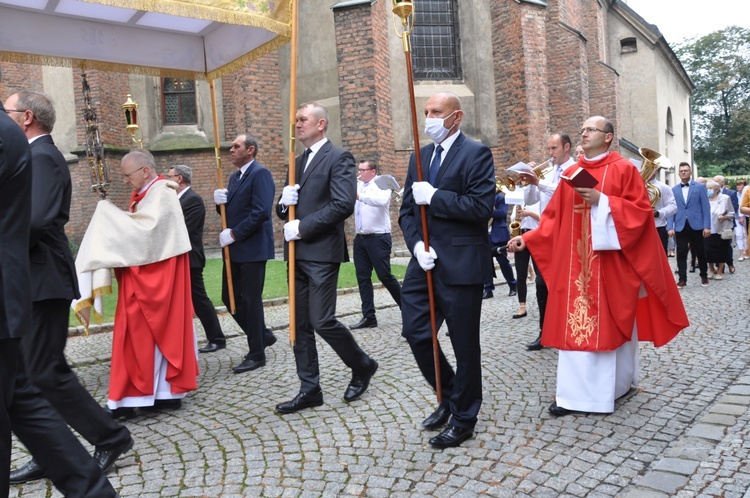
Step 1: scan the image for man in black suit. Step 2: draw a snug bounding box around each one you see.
[4,90,133,484]
[1,99,118,497]
[213,134,277,373]
[167,164,227,353]
[275,102,378,414]
[0,96,34,498]
[399,92,495,449]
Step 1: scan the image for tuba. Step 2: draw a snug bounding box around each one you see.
[639,148,672,207]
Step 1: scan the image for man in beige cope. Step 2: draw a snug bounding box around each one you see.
[74,150,199,419]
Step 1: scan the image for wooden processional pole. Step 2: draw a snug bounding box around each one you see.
[391,0,442,403]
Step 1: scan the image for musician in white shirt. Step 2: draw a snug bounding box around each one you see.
[350,160,402,329]
[518,133,575,351]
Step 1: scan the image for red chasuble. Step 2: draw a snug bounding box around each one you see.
[108,179,198,401]
[524,152,689,351]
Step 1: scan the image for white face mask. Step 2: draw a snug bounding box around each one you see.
[424,111,458,143]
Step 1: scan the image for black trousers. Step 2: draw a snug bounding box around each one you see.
[401,262,483,429]
[535,266,548,331]
[191,267,225,344]
[657,226,669,255]
[676,223,708,281]
[353,234,401,320]
[223,261,269,361]
[10,357,116,497]
[292,260,373,393]
[21,299,130,452]
[512,247,533,303]
[0,339,19,498]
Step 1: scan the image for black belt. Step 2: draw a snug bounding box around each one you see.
[356,233,389,238]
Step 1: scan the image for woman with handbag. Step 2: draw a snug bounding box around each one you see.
[704,180,734,280]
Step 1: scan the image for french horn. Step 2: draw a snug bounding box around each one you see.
[639,148,672,207]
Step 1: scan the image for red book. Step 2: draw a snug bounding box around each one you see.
[561,167,598,188]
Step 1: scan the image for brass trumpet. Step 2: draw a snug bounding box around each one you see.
[496,159,554,191]
[495,172,519,192]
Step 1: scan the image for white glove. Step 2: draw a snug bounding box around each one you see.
[414,241,437,271]
[413,182,437,205]
[219,228,235,247]
[213,188,228,205]
[280,184,300,206]
[284,219,301,241]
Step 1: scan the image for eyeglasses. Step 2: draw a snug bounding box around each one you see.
[122,166,144,179]
[165,173,180,179]
[357,168,373,172]
[4,109,27,114]
[579,127,607,135]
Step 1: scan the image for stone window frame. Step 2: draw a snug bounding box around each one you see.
[412,0,463,81]
[161,77,197,125]
[620,37,638,54]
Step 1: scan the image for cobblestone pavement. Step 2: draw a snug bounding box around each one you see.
[9,255,750,497]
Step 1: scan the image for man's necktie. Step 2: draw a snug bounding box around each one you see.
[428,144,443,186]
[681,183,690,188]
[302,148,312,172]
[228,171,241,194]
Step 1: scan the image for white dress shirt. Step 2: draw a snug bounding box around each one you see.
[356,177,392,234]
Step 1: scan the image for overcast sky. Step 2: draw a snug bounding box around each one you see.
[622,0,750,46]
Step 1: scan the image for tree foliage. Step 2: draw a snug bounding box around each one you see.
[676,26,750,175]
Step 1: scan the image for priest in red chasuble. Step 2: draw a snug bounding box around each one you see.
[508,116,688,416]
[74,150,198,418]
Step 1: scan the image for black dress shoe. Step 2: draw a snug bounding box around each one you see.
[689,266,696,273]
[232,358,266,373]
[9,459,45,484]
[512,311,527,319]
[344,360,378,402]
[198,342,226,353]
[548,402,583,417]
[106,406,139,420]
[265,332,277,347]
[95,436,134,473]
[350,317,377,329]
[422,403,451,430]
[526,334,543,351]
[508,285,517,297]
[276,389,324,414]
[429,425,473,449]
[482,290,493,299]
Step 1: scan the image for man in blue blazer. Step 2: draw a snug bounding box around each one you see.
[667,162,711,287]
[399,92,495,448]
[214,134,276,373]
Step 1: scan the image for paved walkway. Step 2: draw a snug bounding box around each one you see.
[9,255,750,497]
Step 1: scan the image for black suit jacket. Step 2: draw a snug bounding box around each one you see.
[28,135,80,302]
[0,103,33,339]
[179,187,207,269]
[277,140,356,263]
[399,132,495,285]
